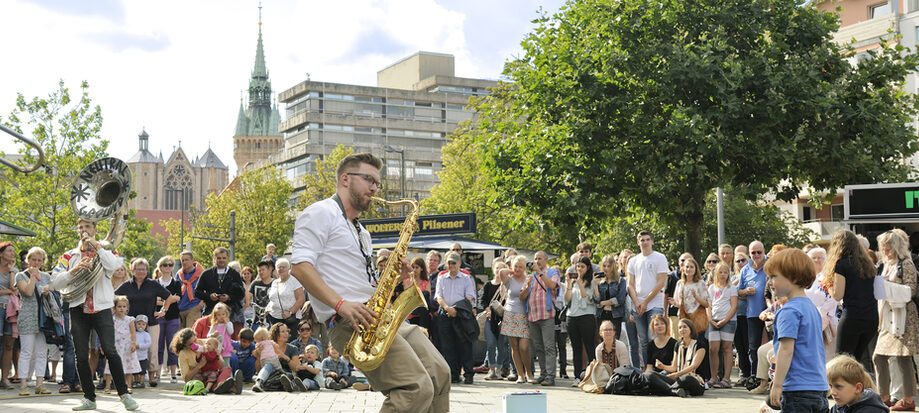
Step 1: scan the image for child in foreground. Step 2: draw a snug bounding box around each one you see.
[764,248,829,412]
[827,355,888,413]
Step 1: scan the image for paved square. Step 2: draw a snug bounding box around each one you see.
[0,377,769,412]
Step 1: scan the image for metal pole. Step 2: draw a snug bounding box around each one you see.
[400,149,406,216]
[229,210,236,261]
[716,187,725,246]
[180,189,186,252]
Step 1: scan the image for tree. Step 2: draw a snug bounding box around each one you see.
[189,166,294,267]
[422,119,570,252]
[115,210,168,264]
[0,80,108,261]
[471,0,919,260]
[295,144,393,218]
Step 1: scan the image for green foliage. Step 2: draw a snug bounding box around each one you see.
[294,144,392,218]
[188,166,294,267]
[592,190,816,264]
[0,80,108,261]
[468,0,919,260]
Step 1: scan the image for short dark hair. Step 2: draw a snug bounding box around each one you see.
[239,328,254,342]
[298,319,311,330]
[336,153,383,179]
[637,230,652,240]
[257,259,275,270]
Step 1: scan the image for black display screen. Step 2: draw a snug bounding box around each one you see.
[847,185,919,219]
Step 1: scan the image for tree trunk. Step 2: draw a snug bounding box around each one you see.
[684,201,704,263]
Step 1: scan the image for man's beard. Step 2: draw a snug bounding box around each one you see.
[348,185,372,212]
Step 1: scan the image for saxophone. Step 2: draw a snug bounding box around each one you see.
[344,197,427,371]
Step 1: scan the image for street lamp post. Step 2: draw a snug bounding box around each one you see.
[383,145,406,216]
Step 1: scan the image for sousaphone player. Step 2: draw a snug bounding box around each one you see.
[52,157,138,411]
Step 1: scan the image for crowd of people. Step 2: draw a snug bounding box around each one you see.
[0,154,918,413]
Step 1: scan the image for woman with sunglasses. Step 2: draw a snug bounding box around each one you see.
[153,256,182,384]
[703,253,720,286]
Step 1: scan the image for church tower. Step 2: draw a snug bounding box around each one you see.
[233,4,283,170]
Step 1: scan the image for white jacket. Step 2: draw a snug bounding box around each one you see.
[51,246,124,311]
[880,280,912,337]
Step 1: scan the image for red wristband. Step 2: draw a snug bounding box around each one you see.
[334,299,345,313]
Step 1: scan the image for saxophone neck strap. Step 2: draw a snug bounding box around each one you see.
[331,194,376,287]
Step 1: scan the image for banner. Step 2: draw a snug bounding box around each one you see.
[363,213,476,238]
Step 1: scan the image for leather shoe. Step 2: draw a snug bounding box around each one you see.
[463,376,474,385]
[892,400,916,411]
[540,379,555,386]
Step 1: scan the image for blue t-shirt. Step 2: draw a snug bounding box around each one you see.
[738,262,768,318]
[731,274,748,317]
[772,296,828,392]
[233,341,255,361]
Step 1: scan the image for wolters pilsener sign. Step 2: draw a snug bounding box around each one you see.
[363,213,476,238]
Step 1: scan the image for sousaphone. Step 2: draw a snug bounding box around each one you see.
[63,157,132,302]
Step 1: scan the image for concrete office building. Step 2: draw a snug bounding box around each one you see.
[254,52,498,201]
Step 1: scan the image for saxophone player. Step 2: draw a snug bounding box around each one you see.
[290,153,450,413]
[52,218,138,411]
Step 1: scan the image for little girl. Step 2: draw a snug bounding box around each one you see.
[253,327,282,371]
[134,315,152,388]
[207,303,235,365]
[105,296,141,393]
[199,337,224,390]
[827,355,888,413]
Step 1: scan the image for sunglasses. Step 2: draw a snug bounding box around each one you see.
[706,260,719,264]
[750,251,764,255]
[161,263,174,267]
[299,328,311,332]
[735,259,747,263]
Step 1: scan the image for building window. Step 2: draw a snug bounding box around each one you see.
[871,2,891,19]
[802,205,813,222]
[831,204,844,221]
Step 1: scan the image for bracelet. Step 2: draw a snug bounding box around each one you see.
[334,299,345,313]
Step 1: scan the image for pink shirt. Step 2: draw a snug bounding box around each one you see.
[258,340,278,360]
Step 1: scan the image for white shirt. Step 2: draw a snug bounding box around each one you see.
[291,197,376,322]
[52,246,125,311]
[627,251,669,310]
[265,276,304,319]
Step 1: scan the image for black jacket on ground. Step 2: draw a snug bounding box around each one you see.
[193,266,245,316]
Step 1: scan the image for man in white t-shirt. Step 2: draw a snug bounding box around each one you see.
[626,230,669,367]
[289,153,450,413]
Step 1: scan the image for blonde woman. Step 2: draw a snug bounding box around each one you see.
[15,247,53,395]
[873,231,919,410]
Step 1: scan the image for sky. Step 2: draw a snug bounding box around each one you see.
[0,0,566,176]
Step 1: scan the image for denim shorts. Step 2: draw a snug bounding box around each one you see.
[706,319,737,342]
[0,306,10,336]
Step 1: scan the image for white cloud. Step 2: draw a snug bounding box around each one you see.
[0,0,562,177]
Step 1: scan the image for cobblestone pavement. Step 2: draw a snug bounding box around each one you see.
[0,375,775,413]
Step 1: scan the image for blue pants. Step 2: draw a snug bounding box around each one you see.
[435,312,473,380]
[624,319,641,368]
[61,302,77,386]
[230,355,256,381]
[484,319,509,369]
[256,362,274,382]
[781,390,829,412]
[301,377,320,390]
[635,307,663,367]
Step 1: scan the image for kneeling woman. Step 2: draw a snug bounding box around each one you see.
[645,318,707,397]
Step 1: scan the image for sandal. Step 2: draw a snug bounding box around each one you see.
[59,384,71,393]
[706,379,719,388]
[719,379,732,389]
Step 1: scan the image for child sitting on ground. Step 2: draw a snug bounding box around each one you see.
[231,328,256,383]
[827,355,889,413]
[253,327,283,371]
[133,315,152,388]
[296,344,323,390]
[321,345,359,390]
